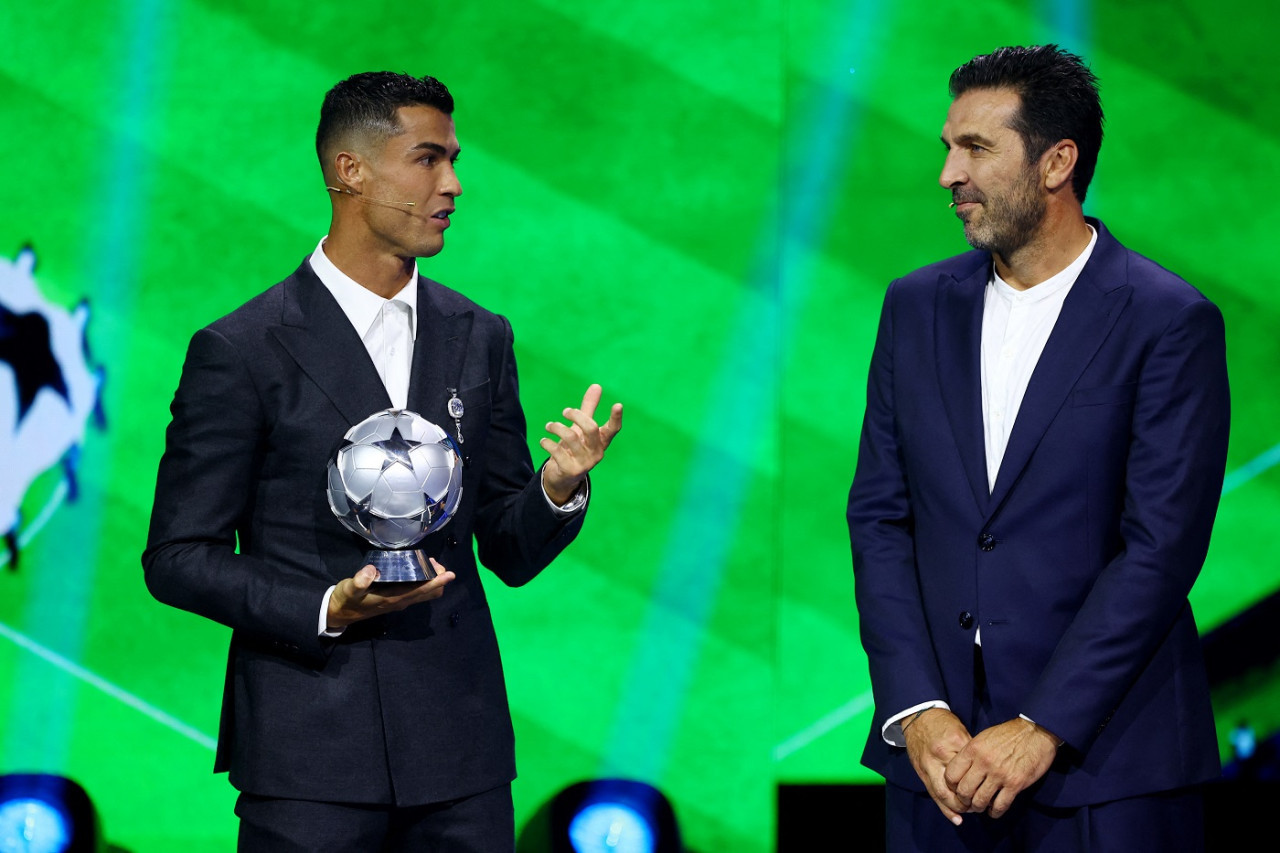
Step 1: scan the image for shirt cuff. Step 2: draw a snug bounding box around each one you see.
[882,700,950,747]
[319,585,345,638]
[540,465,589,516]
[1018,713,1065,746]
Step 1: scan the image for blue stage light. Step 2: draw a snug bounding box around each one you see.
[568,802,655,853]
[0,798,71,853]
[0,775,102,853]
[548,779,681,853]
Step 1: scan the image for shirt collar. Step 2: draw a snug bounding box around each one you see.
[990,224,1098,304]
[308,238,418,339]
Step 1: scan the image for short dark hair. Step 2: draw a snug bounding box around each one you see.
[949,45,1103,202]
[316,72,454,176]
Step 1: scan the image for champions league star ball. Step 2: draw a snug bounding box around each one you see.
[326,409,464,550]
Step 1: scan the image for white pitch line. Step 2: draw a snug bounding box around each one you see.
[774,444,1280,761]
[0,480,69,569]
[0,620,216,751]
[773,690,874,761]
[1223,440,1280,494]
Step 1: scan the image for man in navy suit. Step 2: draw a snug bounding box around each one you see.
[848,46,1228,851]
[144,72,622,851]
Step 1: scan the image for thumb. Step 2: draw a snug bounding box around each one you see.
[348,565,379,600]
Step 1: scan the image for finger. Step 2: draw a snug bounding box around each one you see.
[988,788,1016,819]
[425,569,454,591]
[925,778,966,825]
[933,783,970,818]
[545,420,583,446]
[540,436,579,473]
[600,403,623,445]
[559,408,602,444]
[954,770,983,804]
[931,797,964,826]
[414,570,454,602]
[578,383,603,420]
[969,777,1001,813]
[943,752,972,789]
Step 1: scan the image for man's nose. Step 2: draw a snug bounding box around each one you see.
[939,152,967,189]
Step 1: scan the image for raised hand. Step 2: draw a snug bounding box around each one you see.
[540,383,623,506]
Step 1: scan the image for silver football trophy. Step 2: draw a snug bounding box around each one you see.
[326,409,464,582]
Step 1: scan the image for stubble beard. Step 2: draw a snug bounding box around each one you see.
[961,167,1046,260]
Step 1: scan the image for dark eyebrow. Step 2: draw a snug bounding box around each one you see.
[409,141,461,161]
[942,132,997,149]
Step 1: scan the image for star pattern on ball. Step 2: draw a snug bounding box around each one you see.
[371,425,415,471]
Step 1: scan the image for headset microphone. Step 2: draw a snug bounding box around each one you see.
[949,202,957,208]
[326,186,416,208]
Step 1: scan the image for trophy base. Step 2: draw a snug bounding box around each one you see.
[365,548,437,582]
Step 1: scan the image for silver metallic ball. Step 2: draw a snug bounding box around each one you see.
[326,409,464,549]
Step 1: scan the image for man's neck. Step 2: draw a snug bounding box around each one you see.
[321,231,416,299]
[993,210,1093,291]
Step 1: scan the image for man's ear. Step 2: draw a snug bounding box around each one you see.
[333,149,365,192]
[1042,140,1079,193]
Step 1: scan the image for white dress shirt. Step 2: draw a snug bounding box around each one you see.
[981,226,1097,491]
[309,239,416,409]
[880,226,1098,747]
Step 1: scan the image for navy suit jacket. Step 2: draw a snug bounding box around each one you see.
[848,220,1228,807]
[144,260,583,806]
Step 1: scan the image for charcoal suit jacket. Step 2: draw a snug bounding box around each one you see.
[847,220,1229,807]
[144,259,583,805]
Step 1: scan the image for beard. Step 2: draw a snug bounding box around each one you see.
[956,167,1046,258]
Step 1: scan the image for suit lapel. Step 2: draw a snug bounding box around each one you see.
[936,260,992,514]
[406,276,473,430]
[270,262,391,427]
[987,225,1133,513]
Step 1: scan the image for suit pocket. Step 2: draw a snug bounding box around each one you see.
[1072,382,1137,408]
[458,379,492,411]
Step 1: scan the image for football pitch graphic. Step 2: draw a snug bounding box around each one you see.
[2,1,1277,850]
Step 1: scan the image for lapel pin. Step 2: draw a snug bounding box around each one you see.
[447,388,465,444]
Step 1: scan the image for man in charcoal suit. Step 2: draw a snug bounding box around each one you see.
[144,72,622,852]
[848,46,1228,851]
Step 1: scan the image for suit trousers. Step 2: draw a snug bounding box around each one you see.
[235,783,515,853]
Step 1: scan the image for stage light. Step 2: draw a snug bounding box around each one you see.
[0,774,103,853]
[550,779,681,853]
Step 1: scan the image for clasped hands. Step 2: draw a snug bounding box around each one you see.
[328,384,622,630]
[904,708,1060,826]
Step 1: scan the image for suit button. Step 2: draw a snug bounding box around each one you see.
[978,533,996,551]
[449,611,461,627]
[959,611,974,630]
[447,535,458,548]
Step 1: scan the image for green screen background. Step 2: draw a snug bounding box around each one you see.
[2,1,1276,850]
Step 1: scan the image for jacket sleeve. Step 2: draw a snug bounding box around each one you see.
[847,281,949,732]
[1021,297,1230,750]
[142,326,334,663]
[471,315,586,587]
